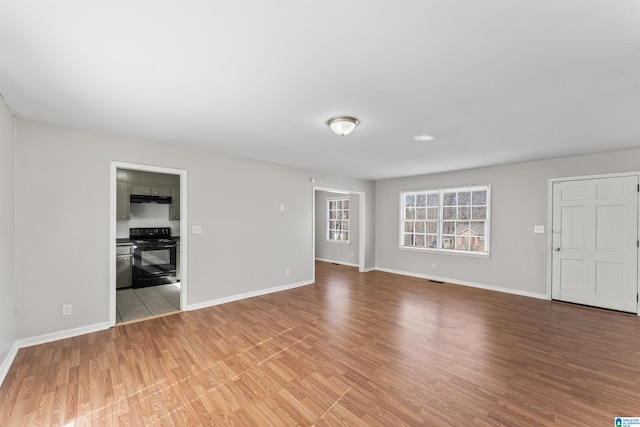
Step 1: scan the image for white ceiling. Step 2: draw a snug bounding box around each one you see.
[1,1,639,180]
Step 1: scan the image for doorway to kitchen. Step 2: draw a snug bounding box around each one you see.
[109,161,188,326]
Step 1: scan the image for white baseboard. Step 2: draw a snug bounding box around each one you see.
[374,267,548,300]
[0,341,19,388]
[187,279,314,312]
[16,322,111,349]
[315,258,359,268]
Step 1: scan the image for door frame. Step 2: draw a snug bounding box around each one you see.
[109,161,188,327]
[312,186,366,281]
[547,171,640,315]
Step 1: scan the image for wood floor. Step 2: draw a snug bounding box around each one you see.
[2,262,640,426]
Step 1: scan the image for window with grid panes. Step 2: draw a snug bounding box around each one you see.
[400,185,490,255]
[327,197,350,243]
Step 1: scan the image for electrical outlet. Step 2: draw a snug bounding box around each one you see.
[286,268,290,276]
[62,304,72,316]
[432,262,437,269]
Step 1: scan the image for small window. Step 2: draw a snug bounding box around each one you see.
[400,185,490,255]
[327,197,350,243]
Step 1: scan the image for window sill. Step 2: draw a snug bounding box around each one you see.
[398,245,490,258]
[327,240,351,245]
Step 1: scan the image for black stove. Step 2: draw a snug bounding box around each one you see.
[129,228,177,288]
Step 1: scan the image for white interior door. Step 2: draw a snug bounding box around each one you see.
[551,175,638,313]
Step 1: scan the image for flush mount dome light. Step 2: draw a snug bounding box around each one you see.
[327,116,360,136]
[413,134,435,141]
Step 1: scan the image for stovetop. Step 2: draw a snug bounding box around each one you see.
[129,227,172,240]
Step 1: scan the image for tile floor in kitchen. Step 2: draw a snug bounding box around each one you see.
[116,283,181,324]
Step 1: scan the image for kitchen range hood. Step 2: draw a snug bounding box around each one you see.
[129,194,172,204]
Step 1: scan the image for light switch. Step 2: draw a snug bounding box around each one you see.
[192,225,202,234]
[534,225,545,234]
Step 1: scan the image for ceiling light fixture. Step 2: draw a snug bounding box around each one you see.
[413,134,435,141]
[327,116,360,136]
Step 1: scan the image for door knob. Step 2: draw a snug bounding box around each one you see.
[554,247,561,251]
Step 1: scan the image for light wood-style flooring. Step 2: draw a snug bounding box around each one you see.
[2,261,640,426]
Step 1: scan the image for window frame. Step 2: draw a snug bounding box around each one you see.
[326,196,351,244]
[399,185,491,256]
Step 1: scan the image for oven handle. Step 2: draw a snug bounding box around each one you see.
[133,244,176,250]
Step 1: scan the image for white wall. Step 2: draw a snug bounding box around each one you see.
[13,119,376,339]
[375,148,640,297]
[315,191,359,266]
[0,97,16,378]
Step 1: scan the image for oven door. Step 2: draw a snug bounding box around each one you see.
[132,242,177,288]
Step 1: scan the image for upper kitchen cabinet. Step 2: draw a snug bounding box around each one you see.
[171,186,180,220]
[129,184,171,197]
[117,182,129,220]
[117,168,181,221]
